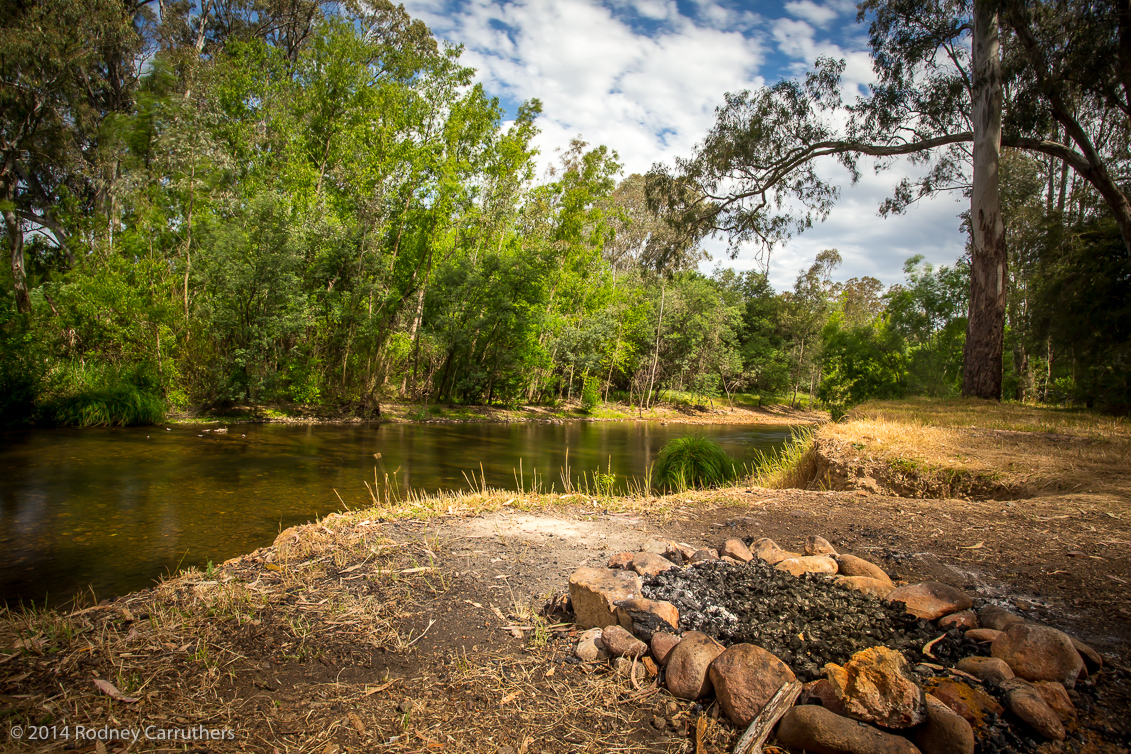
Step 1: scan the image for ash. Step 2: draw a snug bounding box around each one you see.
[642,560,987,682]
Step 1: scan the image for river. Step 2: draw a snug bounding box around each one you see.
[0,420,795,607]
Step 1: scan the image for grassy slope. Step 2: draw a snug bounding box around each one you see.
[816,398,1131,500]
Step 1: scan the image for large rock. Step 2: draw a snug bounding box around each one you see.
[707,643,797,727]
[568,567,642,629]
[991,623,1084,688]
[615,597,679,639]
[835,554,892,585]
[956,656,1014,684]
[913,695,975,754]
[1033,681,1076,724]
[824,646,926,729]
[627,552,678,578]
[806,535,838,555]
[776,554,838,577]
[1002,679,1066,741]
[834,576,895,599]
[886,582,973,621]
[600,625,648,658]
[979,604,1025,631]
[650,631,680,666]
[664,631,723,700]
[722,538,754,563]
[776,705,922,754]
[752,538,800,565]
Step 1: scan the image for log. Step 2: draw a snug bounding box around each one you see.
[732,679,802,754]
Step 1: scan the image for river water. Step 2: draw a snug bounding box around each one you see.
[0,420,795,607]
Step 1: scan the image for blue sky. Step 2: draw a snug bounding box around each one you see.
[399,0,969,290]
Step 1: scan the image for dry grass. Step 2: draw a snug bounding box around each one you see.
[0,490,731,753]
[819,398,1131,499]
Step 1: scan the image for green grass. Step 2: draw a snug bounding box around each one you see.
[748,426,817,488]
[50,383,165,427]
[653,435,738,491]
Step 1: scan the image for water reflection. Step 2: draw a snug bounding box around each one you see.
[0,421,794,607]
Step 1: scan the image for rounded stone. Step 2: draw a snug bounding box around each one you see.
[650,631,680,666]
[805,535,838,555]
[956,656,1014,684]
[913,694,975,754]
[776,705,922,754]
[978,604,1025,631]
[776,554,838,577]
[885,581,973,621]
[938,611,978,631]
[600,624,648,658]
[664,631,723,700]
[834,575,895,599]
[707,643,797,727]
[834,554,893,585]
[1033,681,1076,724]
[722,538,754,563]
[991,623,1084,688]
[965,628,1003,643]
[1002,679,1066,741]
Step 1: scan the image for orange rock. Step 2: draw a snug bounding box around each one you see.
[886,581,973,621]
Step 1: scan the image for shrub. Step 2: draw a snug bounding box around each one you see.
[581,376,601,411]
[654,435,736,491]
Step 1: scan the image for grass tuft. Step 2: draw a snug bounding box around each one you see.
[653,435,737,491]
[50,383,165,427]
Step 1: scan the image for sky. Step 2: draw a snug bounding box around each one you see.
[398,0,970,291]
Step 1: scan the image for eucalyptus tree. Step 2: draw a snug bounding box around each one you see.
[646,0,1131,400]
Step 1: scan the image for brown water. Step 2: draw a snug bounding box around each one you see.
[0,421,794,607]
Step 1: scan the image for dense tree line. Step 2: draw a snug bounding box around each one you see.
[1,1,1126,426]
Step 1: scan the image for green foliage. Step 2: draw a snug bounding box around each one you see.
[653,436,736,491]
[581,376,601,411]
[818,315,908,417]
[49,368,165,427]
[0,309,47,427]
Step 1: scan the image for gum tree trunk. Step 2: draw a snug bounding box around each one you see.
[3,205,31,314]
[963,0,1007,400]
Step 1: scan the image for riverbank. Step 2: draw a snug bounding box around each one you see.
[3,399,1129,753]
[171,399,828,427]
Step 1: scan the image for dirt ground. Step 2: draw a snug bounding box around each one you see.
[3,400,1130,753]
[4,487,1129,754]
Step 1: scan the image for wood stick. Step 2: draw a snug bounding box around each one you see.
[733,679,802,754]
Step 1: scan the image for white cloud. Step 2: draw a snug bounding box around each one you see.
[402,0,765,175]
[400,0,970,288]
[783,0,838,27]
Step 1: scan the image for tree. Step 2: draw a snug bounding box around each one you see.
[0,0,143,312]
[646,0,1131,400]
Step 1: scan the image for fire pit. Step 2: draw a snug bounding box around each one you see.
[563,534,1119,754]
